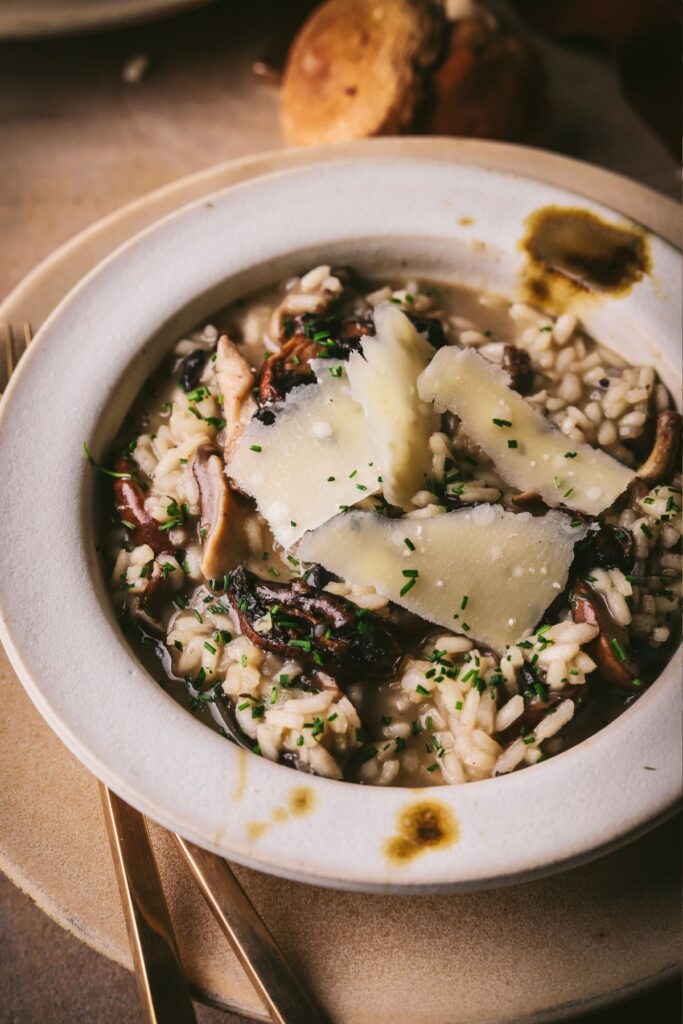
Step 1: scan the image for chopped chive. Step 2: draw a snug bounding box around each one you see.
[640,523,653,539]
[203,642,216,655]
[289,639,312,652]
[83,441,133,479]
[404,537,416,551]
[415,683,430,697]
[250,444,262,453]
[402,569,419,577]
[400,577,417,597]
[610,637,627,662]
[507,439,518,449]
[492,418,512,428]
[460,595,469,610]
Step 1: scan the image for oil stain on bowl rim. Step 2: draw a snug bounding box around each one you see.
[521,205,651,310]
[384,800,459,865]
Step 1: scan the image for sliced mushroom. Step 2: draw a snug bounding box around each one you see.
[405,313,449,349]
[258,332,320,405]
[634,409,681,485]
[193,445,248,580]
[502,344,534,394]
[113,460,170,556]
[179,347,211,393]
[226,565,404,682]
[258,315,371,405]
[298,668,343,698]
[511,490,548,516]
[215,334,256,460]
[571,581,641,690]
[572,523,634,576]
[496,662,589,741]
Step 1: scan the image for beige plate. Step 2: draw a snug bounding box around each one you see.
[0,141,680,1022]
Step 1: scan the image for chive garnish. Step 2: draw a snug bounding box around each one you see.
[83,441,132,479]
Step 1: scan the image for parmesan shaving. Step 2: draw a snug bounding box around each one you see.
[418,347,634,515]
[226,366,378,546]
[298,507,586,652]
[346,303,438,509]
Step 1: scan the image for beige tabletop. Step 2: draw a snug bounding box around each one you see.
[1,3,680,1023]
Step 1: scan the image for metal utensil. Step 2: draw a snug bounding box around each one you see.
[100,785,198,1024]
[0,321,31,394]
[174,835,329,1024]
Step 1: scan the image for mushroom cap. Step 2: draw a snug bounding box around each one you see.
[572,581,640,690]
[215,334,255,461]
[281,0,444,146]
[193,445,248,580]
[635,409,681,485]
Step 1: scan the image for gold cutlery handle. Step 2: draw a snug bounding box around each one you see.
[173,835,330,1024]
[100,785,197,1024]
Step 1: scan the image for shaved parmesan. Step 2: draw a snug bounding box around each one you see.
[299,508,585,652]
[418,348,634,515]
[347,304,438,509]
[226,366,378,547]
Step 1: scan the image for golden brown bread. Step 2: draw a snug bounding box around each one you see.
[281,0,445,145]
[281,2,547,147]
[422,16,547,141]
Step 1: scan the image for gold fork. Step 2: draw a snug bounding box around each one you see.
[2,323,328,1024]
[0,322,32,394]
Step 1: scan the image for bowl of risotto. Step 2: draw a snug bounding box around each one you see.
[0,151,680,891]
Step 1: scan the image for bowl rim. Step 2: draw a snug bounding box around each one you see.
[0,148,680,893]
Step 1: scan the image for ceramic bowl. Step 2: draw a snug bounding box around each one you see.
[0,154,680,892]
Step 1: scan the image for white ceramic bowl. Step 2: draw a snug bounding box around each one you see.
[0,155,680,893]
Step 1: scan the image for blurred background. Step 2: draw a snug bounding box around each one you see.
[0,1,680,1021]
[1,0,680,303]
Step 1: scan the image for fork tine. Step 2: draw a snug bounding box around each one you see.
[0,325,11,394]
[6,324,17,382]
[0,322,33,395]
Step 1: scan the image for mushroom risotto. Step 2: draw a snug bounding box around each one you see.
[98,266,682,786]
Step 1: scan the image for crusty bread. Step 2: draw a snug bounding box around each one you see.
[281,0,444,146]
[422,17,548,141]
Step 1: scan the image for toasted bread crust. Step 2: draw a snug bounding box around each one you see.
[281,0,444,145]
